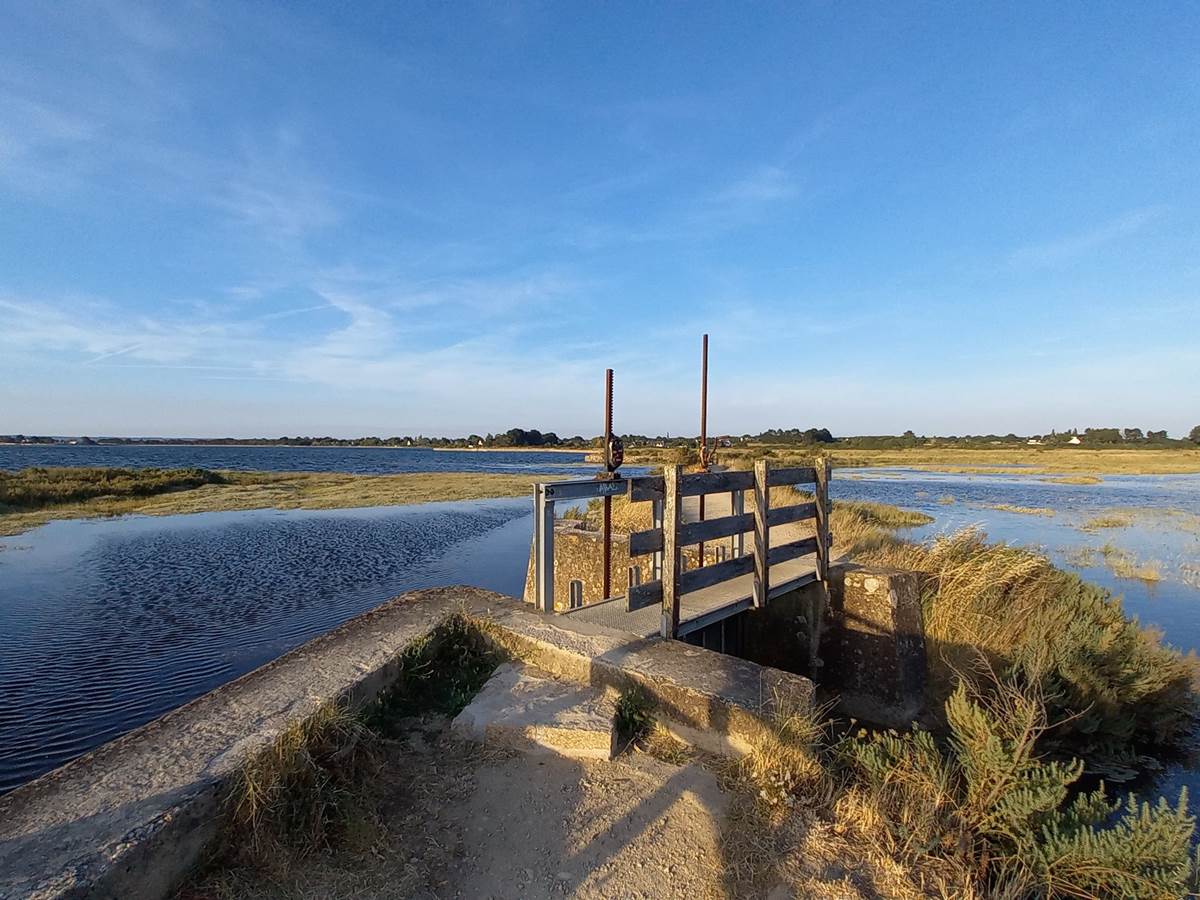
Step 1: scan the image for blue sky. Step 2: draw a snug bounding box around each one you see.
[1,2,1197,438]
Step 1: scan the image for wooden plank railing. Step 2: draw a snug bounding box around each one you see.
[625,457,832,638]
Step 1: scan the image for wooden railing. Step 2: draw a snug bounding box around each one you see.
[625,458,832,638]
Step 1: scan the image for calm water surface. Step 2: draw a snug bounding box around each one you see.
[0,499,534,793]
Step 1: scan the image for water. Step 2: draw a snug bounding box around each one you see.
[0,463,1196,801]
[0,499,535,793]
[0,444,601,476]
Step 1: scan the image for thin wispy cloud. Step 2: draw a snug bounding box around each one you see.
[1008,207,1163,269]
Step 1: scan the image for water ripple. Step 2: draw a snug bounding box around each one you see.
[0,499,532,794]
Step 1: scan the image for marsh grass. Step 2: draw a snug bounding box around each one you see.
[937,494,956,505]
[626,446,1200,476]
[0,466,226,509]
[851,529,1195,774]
[1068,543,1165,584]
[1080,513,1134,531]
[986,503,1055,516]
[1098,543,1163,583]
[0,467,553,536]
[213,613,504,873]
[1041,474,1104,485]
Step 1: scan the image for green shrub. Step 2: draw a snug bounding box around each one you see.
[841,680,1196,898]
[614,684,655,750]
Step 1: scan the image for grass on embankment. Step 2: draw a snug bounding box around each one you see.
[846,528,1191,775]
[0,466,555,536]
[187,614,506,887]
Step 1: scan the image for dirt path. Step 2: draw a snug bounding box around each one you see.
[184,717,730,900]
[182,714,919,900]
[439,753,727,899]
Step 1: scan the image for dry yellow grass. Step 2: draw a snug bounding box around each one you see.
[627,445,1200,477]
[986,503,1055,516]
[1040,474,1104,485]
[0,470,556,536]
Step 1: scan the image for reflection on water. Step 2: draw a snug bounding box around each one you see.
[0,499,532,793]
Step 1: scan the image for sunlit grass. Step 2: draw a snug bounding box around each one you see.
[0,468,557,536]
[986,503,1055,516]
[1079,513,1134,531]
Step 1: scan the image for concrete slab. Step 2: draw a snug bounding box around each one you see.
[0,585,814,899]
[452,663,617,759]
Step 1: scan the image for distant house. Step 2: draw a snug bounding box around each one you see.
[1027,439,1043,445]
[1067,435,1082,445]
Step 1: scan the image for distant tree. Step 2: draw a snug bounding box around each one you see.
[1190,425,1200,444]
[1123,428,1144,442]
[1084,427,1122,443]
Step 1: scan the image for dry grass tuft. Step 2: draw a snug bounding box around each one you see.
[986,503,1055,516]
[224,701,380,862]
[1080,512,1134,531]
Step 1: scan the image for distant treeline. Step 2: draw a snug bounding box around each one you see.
[3,424,1197,449]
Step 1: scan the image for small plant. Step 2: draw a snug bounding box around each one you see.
[365,613,506,733]
[614,684,655,751]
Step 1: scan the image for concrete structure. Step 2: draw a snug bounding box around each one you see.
[0,586,813,900]
[821,566,927,728]
[452,663,618,759]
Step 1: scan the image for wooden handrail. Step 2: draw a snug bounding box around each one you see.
[623,458,832,638]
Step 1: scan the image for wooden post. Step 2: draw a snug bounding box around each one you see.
[814,456,830,582]
[810,456,832,673]
[534,485,555,612]
[753,459,770,608]
[660,464,683,638]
